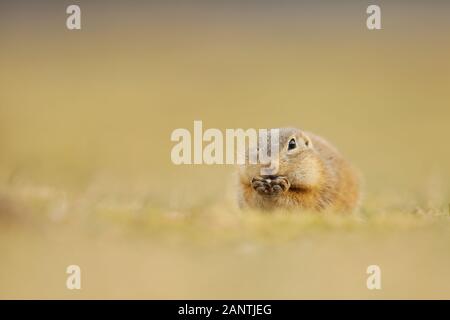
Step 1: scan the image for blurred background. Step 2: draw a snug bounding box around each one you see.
[0,0,449,299]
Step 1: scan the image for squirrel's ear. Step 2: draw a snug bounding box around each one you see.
[302,133,313,148]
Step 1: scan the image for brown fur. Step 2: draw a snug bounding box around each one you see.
[237,128,360,212]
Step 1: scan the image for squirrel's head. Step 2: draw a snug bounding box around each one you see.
[239,128,324,191]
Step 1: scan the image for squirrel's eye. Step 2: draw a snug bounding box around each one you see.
[288,138,297,151]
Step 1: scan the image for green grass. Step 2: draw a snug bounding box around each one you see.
[1,177,449,299]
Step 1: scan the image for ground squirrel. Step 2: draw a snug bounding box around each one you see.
[237,128,360,212]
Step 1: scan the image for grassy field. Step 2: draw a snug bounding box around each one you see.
[0,1,450,299]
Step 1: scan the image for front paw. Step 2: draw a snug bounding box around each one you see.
[270,176,291,194]
[251,176,290,196]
